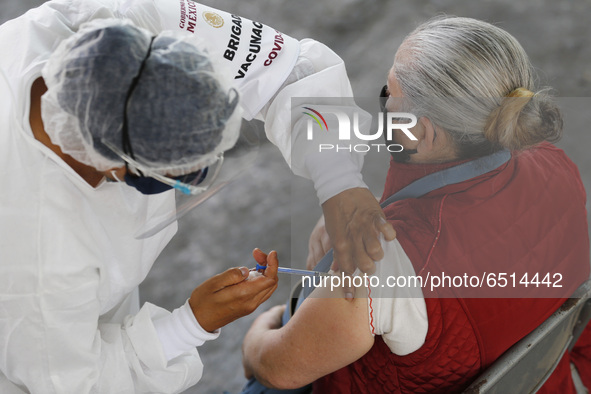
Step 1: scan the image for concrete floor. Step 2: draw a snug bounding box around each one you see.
[1,1,590,393]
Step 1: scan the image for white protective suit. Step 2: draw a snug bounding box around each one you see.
[0,0,369,393]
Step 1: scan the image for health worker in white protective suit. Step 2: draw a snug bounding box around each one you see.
[0,1,396,393]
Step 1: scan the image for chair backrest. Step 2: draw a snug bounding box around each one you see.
[463,279,591,394]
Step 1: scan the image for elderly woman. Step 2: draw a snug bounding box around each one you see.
[241,16,590,393]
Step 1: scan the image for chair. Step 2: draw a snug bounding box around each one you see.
[463,279,591,394]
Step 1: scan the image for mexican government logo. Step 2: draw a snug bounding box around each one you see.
[203,11,224,28]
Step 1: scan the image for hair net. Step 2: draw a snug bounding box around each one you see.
[41,18,241,174]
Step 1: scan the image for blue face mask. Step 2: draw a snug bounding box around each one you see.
[124,173,171,194]
[124,168,208,195]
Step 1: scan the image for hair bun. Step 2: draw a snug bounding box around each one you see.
[484,88,562,150]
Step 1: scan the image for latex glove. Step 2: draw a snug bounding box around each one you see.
[321,187,396,275]
[189,251,278,333]
[242,304,286,379]
[306,215,332,270]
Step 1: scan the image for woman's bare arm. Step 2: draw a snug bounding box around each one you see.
[242,276,374,389]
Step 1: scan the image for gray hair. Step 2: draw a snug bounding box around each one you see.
[393,16,562,158]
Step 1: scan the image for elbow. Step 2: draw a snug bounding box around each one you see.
[255,371,310,391]
[251,354,311,390]
[244,331,314,390]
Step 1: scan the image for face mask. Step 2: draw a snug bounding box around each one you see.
[123,168,208,195]
[390,148,418,163]
[124,173,172,194]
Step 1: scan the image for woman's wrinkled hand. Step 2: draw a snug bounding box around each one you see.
[242,304,286,379]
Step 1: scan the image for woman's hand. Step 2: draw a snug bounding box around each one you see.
[242,304,286,379]
[189,250,279,333]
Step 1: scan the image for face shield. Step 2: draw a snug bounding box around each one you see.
[38,19,254,238]
[127,125,260,239]
[41,18,243,178]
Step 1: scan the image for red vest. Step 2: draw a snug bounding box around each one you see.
[315,143,590,393]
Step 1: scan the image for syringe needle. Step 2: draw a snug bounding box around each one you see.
[277,267,329,277]
[252,264,329,277]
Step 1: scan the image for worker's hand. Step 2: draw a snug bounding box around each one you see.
[242,304,286,379]
[321,187,396,275]
[306,215,332,270]
[189,250,279,333]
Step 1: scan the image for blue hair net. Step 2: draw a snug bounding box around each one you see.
[41,19,241,174]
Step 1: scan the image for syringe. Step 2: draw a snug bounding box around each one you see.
[253,264,329,277]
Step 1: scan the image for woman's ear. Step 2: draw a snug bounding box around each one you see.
[416,117,436,154]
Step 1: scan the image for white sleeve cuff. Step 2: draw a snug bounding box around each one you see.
[305,151,367,204]
[153,300,220,361]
